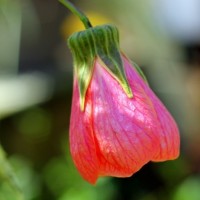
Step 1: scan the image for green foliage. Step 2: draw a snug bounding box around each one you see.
[0,145,24,200]
[173,177,200,200]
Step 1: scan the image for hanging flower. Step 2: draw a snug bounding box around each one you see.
[59,0,180,185]
[68,24,180,184]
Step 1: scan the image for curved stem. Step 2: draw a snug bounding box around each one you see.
[59,0,92,29]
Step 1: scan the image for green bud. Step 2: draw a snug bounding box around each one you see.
[68,24,133,111]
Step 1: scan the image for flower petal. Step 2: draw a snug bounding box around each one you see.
[148,95,180,161]
[70,79,99,184]
[122,55,180,161]
[90,58,160,177]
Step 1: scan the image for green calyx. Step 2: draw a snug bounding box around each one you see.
[68,24,133,111]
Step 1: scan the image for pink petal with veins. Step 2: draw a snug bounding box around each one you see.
[69,55,180,184]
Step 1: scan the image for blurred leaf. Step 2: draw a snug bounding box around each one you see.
[43,155,116,200]
[173,176,200,200]
[43,157,73,196]
[0,145,24,200]
[58,188,96,200]
[9,155,41,200]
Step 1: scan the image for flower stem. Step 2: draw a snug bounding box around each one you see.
[59,0,92,29]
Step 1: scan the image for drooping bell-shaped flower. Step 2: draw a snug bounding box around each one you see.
[68,24,180,184]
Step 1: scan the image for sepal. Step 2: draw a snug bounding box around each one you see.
[68,24,133,111]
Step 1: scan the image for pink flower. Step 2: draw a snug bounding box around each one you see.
[69,54,180,184]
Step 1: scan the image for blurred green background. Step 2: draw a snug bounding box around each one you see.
[0,0,200,199]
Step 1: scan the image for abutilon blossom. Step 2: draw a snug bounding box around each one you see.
[68,24,180,184]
